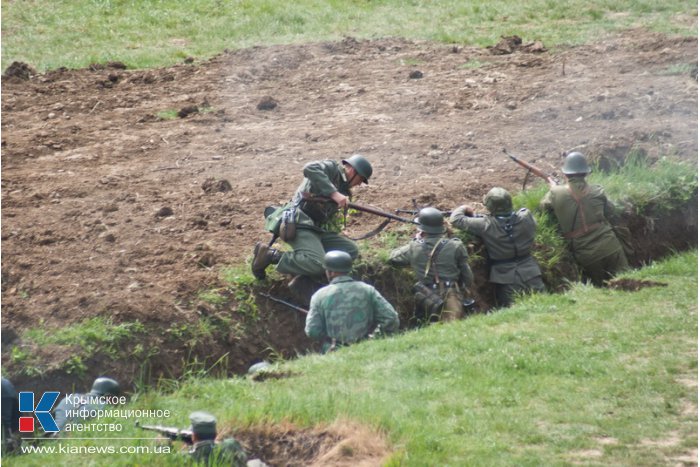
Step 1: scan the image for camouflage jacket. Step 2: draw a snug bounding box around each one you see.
[291,160,351,230]
[450,207,542,284]
[189,438,248,466]
[540,177,623,266]
[306,276,399,344]
[388,234,473,288]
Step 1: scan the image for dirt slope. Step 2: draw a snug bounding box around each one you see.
[1,29,697,390]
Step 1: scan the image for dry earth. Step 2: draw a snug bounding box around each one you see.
[1,30,697,396]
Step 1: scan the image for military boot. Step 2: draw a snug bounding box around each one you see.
[251,242,281,280]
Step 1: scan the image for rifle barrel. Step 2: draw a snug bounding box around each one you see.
[260,292,308,314]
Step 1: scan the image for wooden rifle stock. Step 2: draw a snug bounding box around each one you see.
[503,149,559,186]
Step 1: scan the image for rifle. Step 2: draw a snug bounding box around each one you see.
[395,208,451,217]
[504,149,559,187]
[301,192,417,224]
[135,421,193,444]
[259,292,308,314]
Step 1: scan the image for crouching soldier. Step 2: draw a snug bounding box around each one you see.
[388,207,473,323]
[305,251,399,353]
[451,187,545,308]
[52,377,121,435]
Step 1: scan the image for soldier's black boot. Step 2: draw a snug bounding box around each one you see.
[251,242,281,280]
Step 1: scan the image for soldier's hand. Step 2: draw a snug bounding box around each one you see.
[330,191,349,208]
[461,205,475,217]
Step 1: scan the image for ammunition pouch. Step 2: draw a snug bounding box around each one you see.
[412,282,444,319]
[279,209,297,241]
[264,205,284,235]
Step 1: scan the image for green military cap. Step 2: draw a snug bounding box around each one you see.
[189,411,217,438]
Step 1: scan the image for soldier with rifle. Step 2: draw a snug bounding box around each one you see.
[388,207,473,323]
[251,155,373,301]
[450,187,545,308]
[305,251,399,353]
[539,152,629,285]
[139,411,264,466]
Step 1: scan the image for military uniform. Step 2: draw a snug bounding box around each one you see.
[388,233,473,321]
[53,377,120,433]
[450,206,545,307]
[1,378,20,454]
[305,275,399,349]
[540,155,628,285]
[187,412,250,467]
[275,159,359,279]
[189,438,248,466]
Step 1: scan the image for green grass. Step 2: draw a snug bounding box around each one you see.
[8,317,146,379]
[2,0,696,71]
[9,250,696,465]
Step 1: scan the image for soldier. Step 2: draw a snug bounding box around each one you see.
[305,250,399,353]
[53,377,121,433]
[252,155,373,302]
[540,152,629,285]
[451,187,545,307]
[186,411,251,466]
[388,207,473,322]
[1,377,21,454]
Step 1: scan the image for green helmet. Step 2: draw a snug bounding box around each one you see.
[90,377,120,396]
[323,250,353,273]
[483,187,513,215]
[342,154,373,184]
[417,207,445,234]
[562,152,591,175]
[189,411,217,438]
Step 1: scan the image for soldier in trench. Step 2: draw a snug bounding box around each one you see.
[539,152,629,285]
[252,155,373,303]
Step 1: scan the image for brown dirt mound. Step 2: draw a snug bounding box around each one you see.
[1,29,697,393]
[606,278,669,291]
[228,419,392,467]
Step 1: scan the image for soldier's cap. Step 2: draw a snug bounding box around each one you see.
[189,411,217,437]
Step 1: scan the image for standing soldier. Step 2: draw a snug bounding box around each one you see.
[305,251,399,353]
[451,187,545,308]
[388,207,473,322]
[252,155,373,301]
[540,152,628,285]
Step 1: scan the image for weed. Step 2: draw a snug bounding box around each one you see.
[156,109,179,120]
[460,59,485,69]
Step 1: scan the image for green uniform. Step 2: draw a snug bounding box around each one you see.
[275,160,358,279]
[388,234,473,321]
[541,177,628,285]
[450,207,545,307]
[306,276,399,348]
[189,438,248,466]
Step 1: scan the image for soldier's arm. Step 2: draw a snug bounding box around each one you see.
[303,160,340,197]
[371,289,399,334]
[539,190,554,213]
[304,295,328,341]
[387,243,411,267]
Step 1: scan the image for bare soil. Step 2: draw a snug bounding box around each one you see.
[1,29,697,402]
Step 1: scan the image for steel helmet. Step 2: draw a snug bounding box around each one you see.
[323,250,353,273]
[562,152,591,175]
[342,154,373,184]
[416,207,445,234]
[483,187,513,216]
[90,377,120,396]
